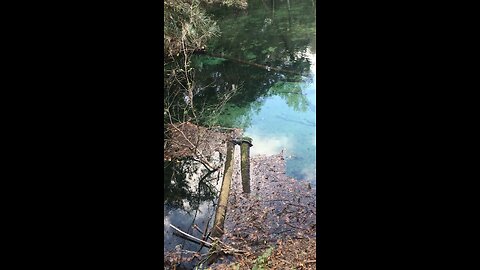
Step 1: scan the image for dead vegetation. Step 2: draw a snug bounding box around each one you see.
[164,140,317,269]
[164,1,315,268]
[164,122,242,168]
[211,153,317,269]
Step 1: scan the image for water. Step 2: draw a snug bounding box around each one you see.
[164,0,316,254]
[244,76,316,184]
[196,0,316,185]
[164,157,223,253]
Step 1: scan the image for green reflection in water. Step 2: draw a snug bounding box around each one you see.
[191,0,317,183]
[268,81,309,113]
[164,0,316,253]
[165,0,316,186]
[191,0,315,128]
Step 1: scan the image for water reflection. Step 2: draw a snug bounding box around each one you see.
[164,157,224,252]
[192,0,315,115]
[164,0,316,257]
[268,81,310,112]
[249,134,292,156]
[188,0,316,184]
[164,158,220,212]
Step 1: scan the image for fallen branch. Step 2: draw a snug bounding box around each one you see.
[287,202,313,209]
[193,224,214,241]
[204,53,303,76]
[284,221,308,231]
[170,224,247,254]
[170,224,213,248]
[194,224,214,252]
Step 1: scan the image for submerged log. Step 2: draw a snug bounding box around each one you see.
[204,53,303,76]
[240,137,253,194]
[211,141,235,237]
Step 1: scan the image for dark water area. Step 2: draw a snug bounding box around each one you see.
[164,157,224,253]
[164,0,316,254]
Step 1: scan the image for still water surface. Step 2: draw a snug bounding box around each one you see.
[164,0,316,253]
[201,0,316,185]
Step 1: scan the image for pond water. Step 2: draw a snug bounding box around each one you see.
[164,0,316,254]
[196,0,316,185]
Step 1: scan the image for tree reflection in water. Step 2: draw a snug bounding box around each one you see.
[164,157,222,213]
[189,0,316,129]
[164,156,225,253]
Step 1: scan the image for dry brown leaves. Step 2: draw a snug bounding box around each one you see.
[210,237,316,269]
[164,122,241,161]
[163,128,317,269]
[209,152,317,269]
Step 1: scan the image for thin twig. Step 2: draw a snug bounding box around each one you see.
[284,222,308,231]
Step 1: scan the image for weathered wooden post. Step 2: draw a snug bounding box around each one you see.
[240,137,253,194]
[211,140,235,237]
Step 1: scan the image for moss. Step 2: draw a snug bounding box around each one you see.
[241,136,253,145]
[252,247,274,270]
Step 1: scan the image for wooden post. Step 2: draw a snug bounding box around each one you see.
[211,141,235,237]
[240,137,253,194]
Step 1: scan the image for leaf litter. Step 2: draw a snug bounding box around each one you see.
[164,124,316,269]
